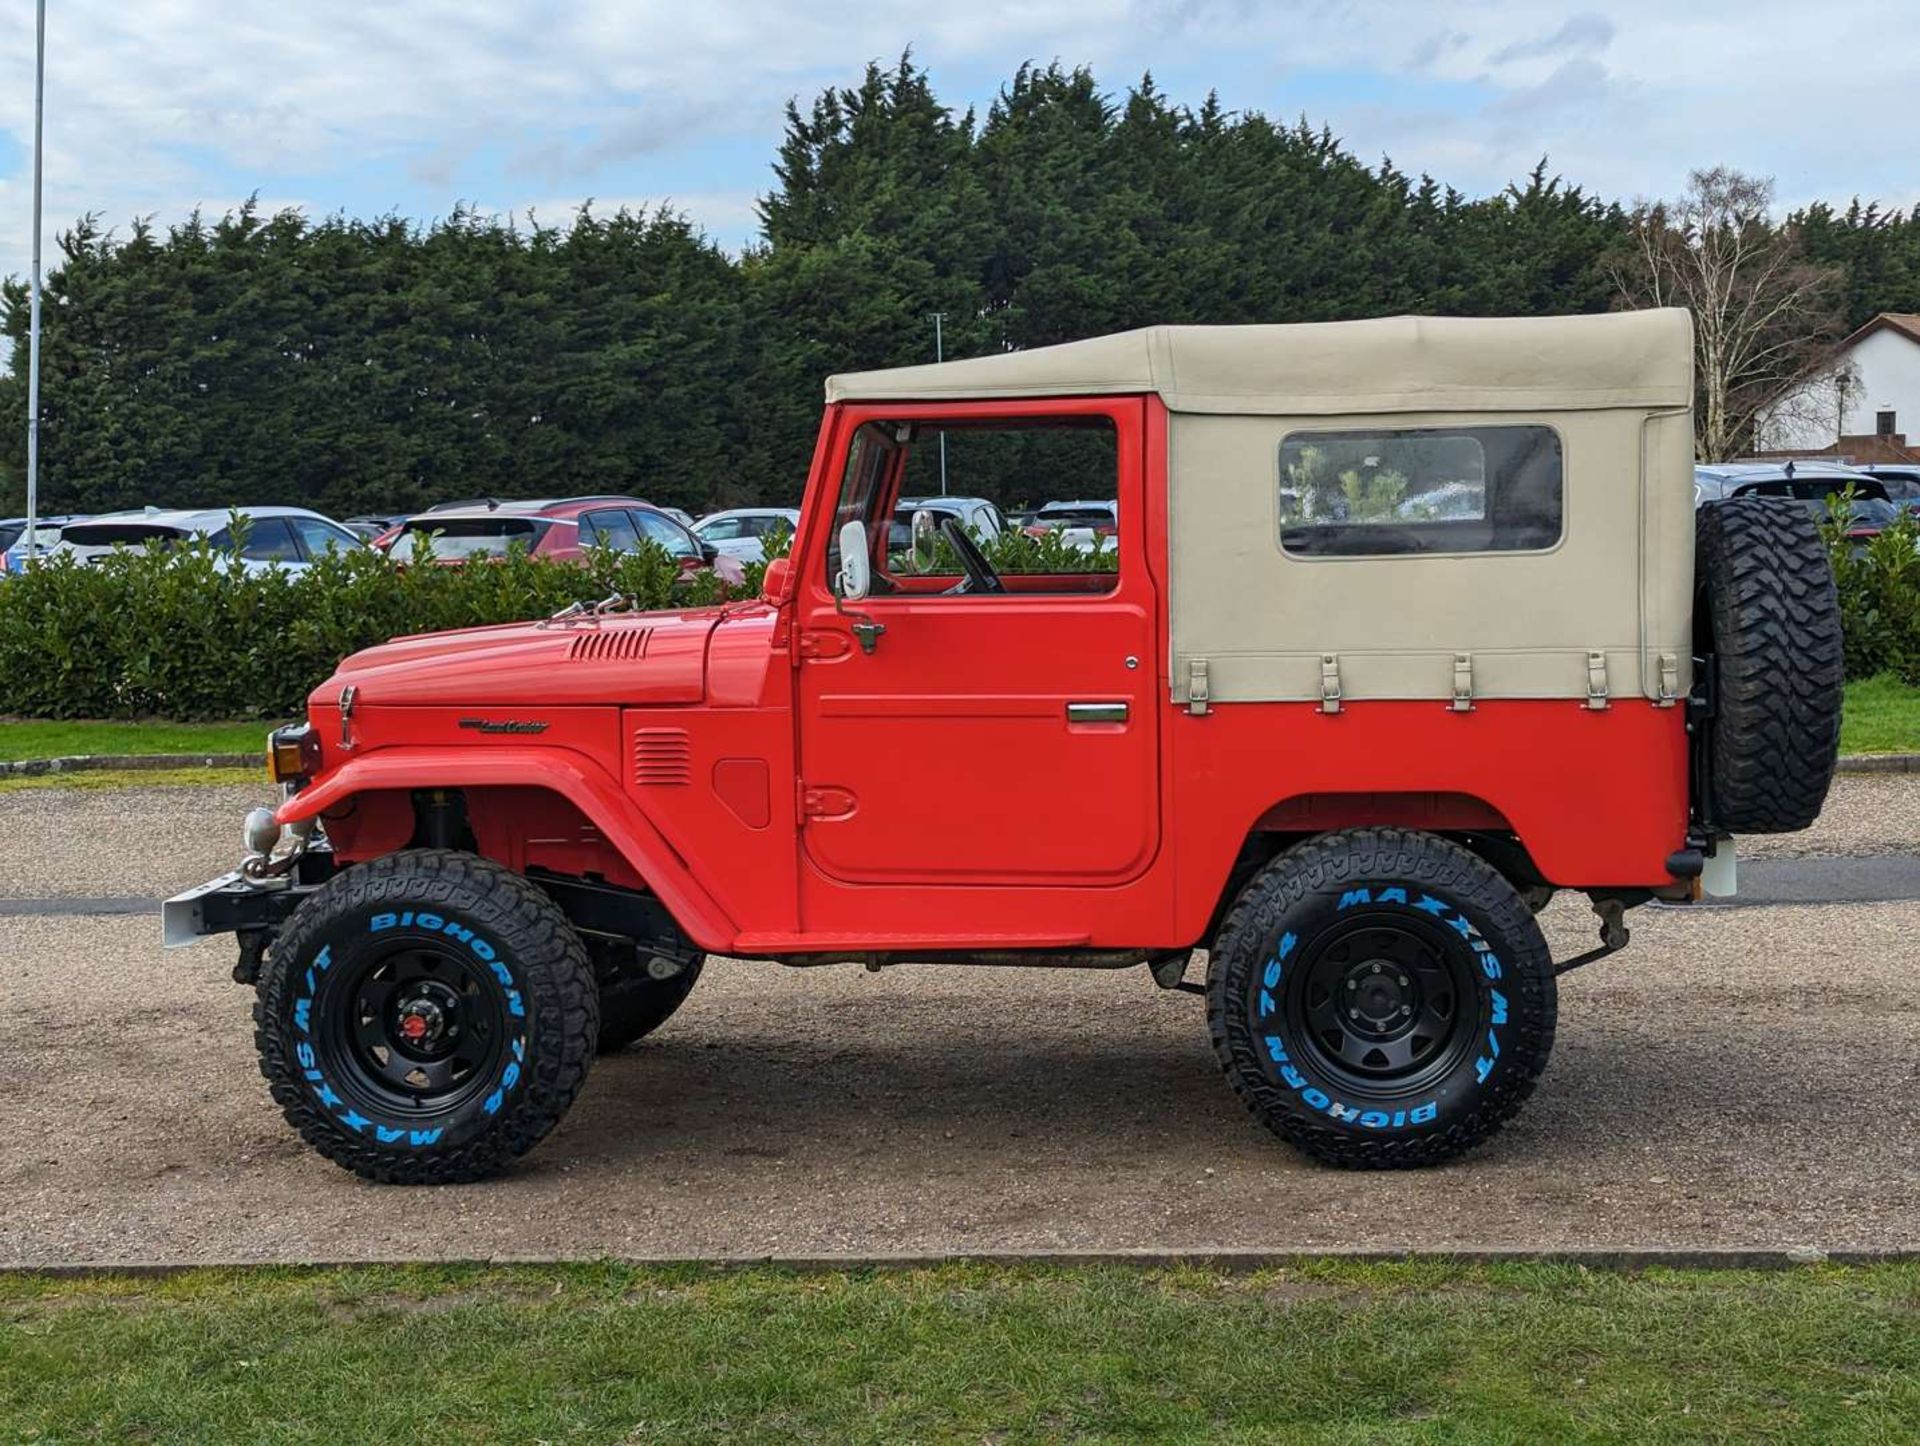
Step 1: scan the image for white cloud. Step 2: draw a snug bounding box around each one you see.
[0,0,1911,320]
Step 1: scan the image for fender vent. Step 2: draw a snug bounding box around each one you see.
[569,628,652,663]
[633,728,692,786]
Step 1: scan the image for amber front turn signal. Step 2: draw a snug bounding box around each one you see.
[266,724,319,784]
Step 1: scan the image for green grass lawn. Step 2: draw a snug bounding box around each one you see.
[1840,675,1920,755]
[0,718,275,762]
[2,677,1916,766]
[1,1261,1913,1441]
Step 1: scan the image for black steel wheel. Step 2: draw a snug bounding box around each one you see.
[255,849,598,1184]
[1208,827,1557,1169]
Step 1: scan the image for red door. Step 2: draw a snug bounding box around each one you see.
[793,399,1162,888]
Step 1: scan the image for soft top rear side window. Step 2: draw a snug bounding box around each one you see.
[1278,425,1563,557]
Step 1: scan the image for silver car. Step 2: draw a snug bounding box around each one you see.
[49,506,367,573]
[692,507,803,564]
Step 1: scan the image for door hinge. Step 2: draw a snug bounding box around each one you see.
[1320,654,1343,715]
[796,630,851,660]
[799,784,855,820]
[1186,658,1210,717]
[1451,653,1475,713]
[1586,651,1611,711]
[338,684,358,748]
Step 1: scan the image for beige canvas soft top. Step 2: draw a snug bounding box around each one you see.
[825,309,1693,416]
[829,309,1697,710]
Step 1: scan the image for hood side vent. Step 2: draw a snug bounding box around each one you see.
[633,727,692,786]
[569,628,652,663]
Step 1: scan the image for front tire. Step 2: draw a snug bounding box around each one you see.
[597,955,704,1052]
[1208,828,1556,1169]
[254,849,599,1184]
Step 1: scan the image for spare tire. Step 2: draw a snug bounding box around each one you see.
[1695,497,1843,833]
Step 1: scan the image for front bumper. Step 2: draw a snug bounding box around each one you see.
[161,846,335,948]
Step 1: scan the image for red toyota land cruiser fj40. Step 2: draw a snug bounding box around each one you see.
[166,309,1843,1183]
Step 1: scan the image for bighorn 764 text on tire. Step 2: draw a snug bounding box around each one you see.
[167,309,1843,1181]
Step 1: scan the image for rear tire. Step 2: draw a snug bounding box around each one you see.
[1207,828,1556,1169]
[1695,497,1843,833]
[254,850,598,1185]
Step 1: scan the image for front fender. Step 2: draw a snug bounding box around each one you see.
[276,748,739,952]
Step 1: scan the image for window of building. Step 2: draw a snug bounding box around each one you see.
[1277,425,1564,557]
[1876,409,1897,437]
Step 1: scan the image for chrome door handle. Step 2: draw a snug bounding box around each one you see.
[1066,701,1128,724]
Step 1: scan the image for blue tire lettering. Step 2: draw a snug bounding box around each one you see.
[1263,959,1281,989]
[1412,1103,1438,1124]
[1302,1087,1331,1111]
[370,913,396,932]
[1490,989,1509,1025]
[1338,889,1371,911]
[416,913,443,932]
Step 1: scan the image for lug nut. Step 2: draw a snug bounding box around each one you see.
[1347,980,1357,991]
[1348,1008,1360,1020]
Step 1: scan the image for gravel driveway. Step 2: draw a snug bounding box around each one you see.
[1,777,1916,1265]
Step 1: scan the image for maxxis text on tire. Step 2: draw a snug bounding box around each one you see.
[254,849,599,1185]
[597,956,705,1052]
[1695,497,1843,834]
[1207,828,1557,1169]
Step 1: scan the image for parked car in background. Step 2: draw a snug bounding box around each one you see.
[886,495,1004,553]
[1692,461,1883,506]
[377,496,746,585]
[693,508,802,564]
[1693,463,1898,553]
[658,506,698,530]
[1855,464,1920,514]
[0,515,76,573]
[1025,498,1119,551]
[342,515,406,541]
[49,507,366,573]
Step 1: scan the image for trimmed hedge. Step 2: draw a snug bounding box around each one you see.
[1826,505,1920,687]
[0,524,1122,722]
[13,511,1898,724]
[0,538,749,721]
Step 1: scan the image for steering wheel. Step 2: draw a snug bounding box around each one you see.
[938,516,1004,594]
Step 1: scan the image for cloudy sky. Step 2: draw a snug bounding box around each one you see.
[0,0,1911,302]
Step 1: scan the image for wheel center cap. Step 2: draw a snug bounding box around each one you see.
[396,997,447,1047]
[1345,959,1416,1031]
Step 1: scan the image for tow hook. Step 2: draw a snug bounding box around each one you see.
[1554,895,1632,977]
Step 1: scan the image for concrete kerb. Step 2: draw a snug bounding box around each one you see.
[0,752,258,778]
[4,752,1917,779]
[1,1246,1912,1279]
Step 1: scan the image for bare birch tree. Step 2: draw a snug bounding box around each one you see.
[1608,168,1842,460]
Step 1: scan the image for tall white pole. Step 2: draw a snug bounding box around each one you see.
[24,0,46,566]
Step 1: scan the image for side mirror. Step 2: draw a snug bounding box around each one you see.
[700,542,720,565]
[835,520,871,602]
[909,509,938,573]
[760,556,793,604]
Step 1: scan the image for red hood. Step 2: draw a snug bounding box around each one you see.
[310,606,734,710]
